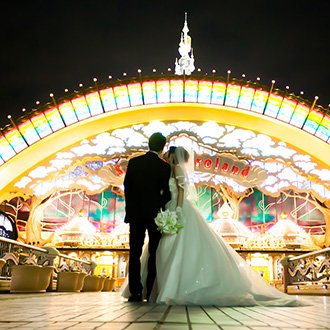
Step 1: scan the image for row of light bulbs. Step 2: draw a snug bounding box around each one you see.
[11,68,325,118]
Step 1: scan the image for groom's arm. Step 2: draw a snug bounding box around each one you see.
[160,163,171,207]
[123,160,133,201]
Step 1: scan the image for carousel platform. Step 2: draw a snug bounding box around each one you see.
[0,292,329,329]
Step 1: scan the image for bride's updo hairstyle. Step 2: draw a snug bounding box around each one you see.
[168,146,189,164]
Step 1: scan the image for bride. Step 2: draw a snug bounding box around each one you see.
[123,146,306,306]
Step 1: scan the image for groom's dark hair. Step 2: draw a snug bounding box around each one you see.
[148,132,167,152]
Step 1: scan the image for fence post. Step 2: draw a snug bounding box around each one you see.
[280,256,290,293]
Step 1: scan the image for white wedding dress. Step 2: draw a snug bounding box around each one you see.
[122,177,306,306]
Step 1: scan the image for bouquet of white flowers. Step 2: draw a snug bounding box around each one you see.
[155,209,183,235]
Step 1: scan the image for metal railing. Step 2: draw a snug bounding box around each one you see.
[0,237,95,279]
[281,247,330,293]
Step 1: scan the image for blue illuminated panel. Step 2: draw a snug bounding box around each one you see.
[4,128,28,152]
[44,107,65,132]
[142,81,157,104]
[315,115,330,141]
[303,110,323,134]
[85,92,104,116]
[156,80,170,103]
[198,81,212,103]
[264,94,283,118]
[0,136,16,161]
[211,82,226,105]
[30,113,53,138]
[170,80,184,102]
[277,99,297,123]
[185,80,198,102]
[100,88,117,112]
[58,102,78,126]
[128,83,143,107]
[238,87,255,110]
[290,104,310,128]
[114,85,130,109]
[225,84,241,107]
[251,90,268,113]
[18,121,40,145]
[71,97,91,120]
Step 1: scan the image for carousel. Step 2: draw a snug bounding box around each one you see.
[0,16,329,287]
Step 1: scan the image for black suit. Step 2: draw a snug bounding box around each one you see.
[124,151,171,299]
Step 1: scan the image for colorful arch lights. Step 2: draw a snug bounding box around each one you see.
[0,78,329,164]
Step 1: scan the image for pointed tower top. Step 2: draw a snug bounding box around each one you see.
[174,13,195,76]
[182,12,189,34]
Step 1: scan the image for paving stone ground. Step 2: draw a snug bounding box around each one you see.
[0,292,328,329]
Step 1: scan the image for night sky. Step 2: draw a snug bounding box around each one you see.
[0,0,329,126]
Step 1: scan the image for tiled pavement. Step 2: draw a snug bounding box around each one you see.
[0,292,329,329]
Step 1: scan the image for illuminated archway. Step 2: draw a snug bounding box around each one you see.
[0,77,329,199]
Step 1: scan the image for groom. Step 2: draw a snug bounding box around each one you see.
[124,132,171,302]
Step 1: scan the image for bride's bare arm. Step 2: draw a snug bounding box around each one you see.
[174,166,185,208]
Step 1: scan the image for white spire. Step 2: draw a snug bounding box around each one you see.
[175,12,195,76]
